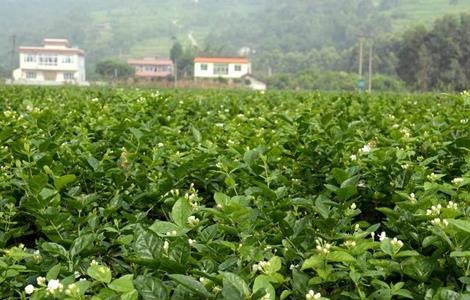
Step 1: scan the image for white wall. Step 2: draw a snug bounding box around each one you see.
[16,52,86,84]
[194,62,251,79]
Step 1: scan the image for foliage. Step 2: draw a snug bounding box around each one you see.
[265,71,406,92]
[95,60,134,80]
[1,87,470,299]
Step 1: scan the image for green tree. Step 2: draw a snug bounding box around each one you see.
[95,60,134,80]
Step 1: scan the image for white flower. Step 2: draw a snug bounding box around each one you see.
[25,284,35,294]
[452,178,464,185]
[350,203,357,210]
[47,279,63,294]
[90,259,99,266]
[410,193,415,199]
[306,290,322,300]
[36,276,46,286]
[163,241,170,253]
[350,154,357,161]
[188,239,196,246]
[166,230,178,237]
[378,231,386,241]
[65,283,78,296]
[391,237,404,248]
[427,173,439,181]
[260,293,271,300]
[216,203,223,209]
[370,231,375,240]
[447,201,458,210]
[157,143,164,148]
[344,240,356,248]
[360,145,371,154]
[460,119,468,124]
[199,277,210,285]
[426,205,441,216]
[187,215,200,226]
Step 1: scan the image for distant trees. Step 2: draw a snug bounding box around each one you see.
[395,14,470,91]
[95,60,134,80]
[170,41,195,78]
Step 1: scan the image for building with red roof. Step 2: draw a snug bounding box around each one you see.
[128,57,174,79]
[194,57,251,79]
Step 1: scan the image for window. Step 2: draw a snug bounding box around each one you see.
[234,64,242,72]
[62,56,74,64]
[38,55,58,66]
[26,72,36,79]
[213,63,228,75]
[200,64,208,71]
[24,54,36,63]
[64,72,75,80]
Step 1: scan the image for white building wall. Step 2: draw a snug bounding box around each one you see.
[14,51,87,85]
[194,62,251,79]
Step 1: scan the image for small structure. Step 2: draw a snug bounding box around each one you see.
[194,57,251,79]
[12,38,87,85]
[243,75,267,91]
[128,57,174,79]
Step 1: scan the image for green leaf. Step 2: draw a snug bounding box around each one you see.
[315,195,333,219]
[265,256,282,274]
[70,233,95,258]
[447,219,470,234]
[42,242,68,258]
[214,192,230,207]
[327,251,355,263]
[39,188,57,200]
[253,275,275,300]
[395,250,420,258]
[302,255,324,270]
[380,239,394,257]
[336,186,357,200]
[54,174,76,191]
[191,126,202,143]
[87,157,100,171]
[46,263,61,280]
[134,275,168,300]
[131,226,162,262]
[450,251,470,257]
[109,274,135,293]
[171,197,193,228]
[149,221,186,237]
[401,256,436,281]
[130,128,143,140]
[121,290,139,300]
[221,272,250,300]
[87,264,112,283]
[168,274,212,299]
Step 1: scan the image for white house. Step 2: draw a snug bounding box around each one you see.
[194,57,251,79]
[12,39,87,85]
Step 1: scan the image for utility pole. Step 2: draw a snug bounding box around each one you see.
[368,41,373,93]
[174,61,178,89]
[358,38,363,77]
[10,34,17,79]
[357,37,365,92]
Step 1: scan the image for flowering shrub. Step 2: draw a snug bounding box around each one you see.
[0,87,469,299]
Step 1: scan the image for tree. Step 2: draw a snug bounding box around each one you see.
[170,41,184,65]
[95,60,134,80]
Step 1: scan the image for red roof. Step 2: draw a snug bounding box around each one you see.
[194,57,250,64]
[128,58,173,66]
[19,47,85,55]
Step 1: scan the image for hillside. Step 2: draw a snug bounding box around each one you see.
[1,0,470,77]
